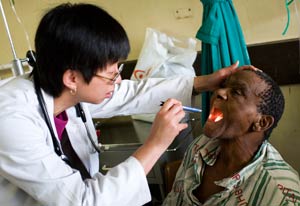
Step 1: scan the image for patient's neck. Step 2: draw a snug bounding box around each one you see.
[218,134,263,170]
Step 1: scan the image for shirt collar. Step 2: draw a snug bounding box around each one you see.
[196,136,268,190]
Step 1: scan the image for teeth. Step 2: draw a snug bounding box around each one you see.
[208,108,223,122]
[214,114,223,122]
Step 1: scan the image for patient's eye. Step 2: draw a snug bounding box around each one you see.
[231,88,243,96]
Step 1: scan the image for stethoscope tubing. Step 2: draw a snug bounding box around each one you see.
[75,103,102,153]
[35,78,100,166]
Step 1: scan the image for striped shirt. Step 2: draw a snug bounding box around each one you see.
[163,134,300,206]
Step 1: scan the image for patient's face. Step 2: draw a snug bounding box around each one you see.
[203,70,267,139]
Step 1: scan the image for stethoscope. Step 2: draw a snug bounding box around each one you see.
[74,103,102,154]
[27,51,101,165]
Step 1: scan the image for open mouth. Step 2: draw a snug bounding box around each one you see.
[208,107,224,122]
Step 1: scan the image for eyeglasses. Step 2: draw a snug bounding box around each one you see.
[94,64,124,84]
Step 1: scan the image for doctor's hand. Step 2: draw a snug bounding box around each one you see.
[149,98,188,147]
[193,61,258,93]
[132,98,187,174]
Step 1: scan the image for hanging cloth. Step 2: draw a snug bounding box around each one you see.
[196,0,251,124]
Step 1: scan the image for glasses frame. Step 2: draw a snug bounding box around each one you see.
[94,64,124,84]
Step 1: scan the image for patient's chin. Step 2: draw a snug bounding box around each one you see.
[204,125,218,138]
[203,118,225,138]
[204,127,225,139]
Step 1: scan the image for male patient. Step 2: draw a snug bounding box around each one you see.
[163,69,300,205]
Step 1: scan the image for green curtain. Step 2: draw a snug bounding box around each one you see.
[196,0,251,125]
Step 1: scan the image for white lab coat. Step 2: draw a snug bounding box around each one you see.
[0,75,193,206]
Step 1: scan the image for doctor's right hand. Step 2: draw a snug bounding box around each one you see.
[149,98,188,148]
[132,98,188,174]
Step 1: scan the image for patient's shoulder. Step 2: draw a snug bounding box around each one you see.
[262,143,300,192]
[264,142,299,178]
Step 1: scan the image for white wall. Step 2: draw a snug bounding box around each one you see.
[0,0,299,172]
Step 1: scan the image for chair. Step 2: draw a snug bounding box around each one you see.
[164,159,182,194]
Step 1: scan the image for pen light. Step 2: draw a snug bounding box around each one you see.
[160,101,202,113]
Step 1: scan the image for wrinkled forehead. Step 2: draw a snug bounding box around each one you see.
[228,70,268,95]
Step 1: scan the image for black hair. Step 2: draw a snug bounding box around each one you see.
[31,3,130,97]
[248,69,285,140]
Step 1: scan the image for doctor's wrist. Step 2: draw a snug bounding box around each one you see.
[193,76,205,95]
[192,87,201,96]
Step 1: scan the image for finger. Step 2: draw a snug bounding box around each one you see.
[160,98,182,112]
[161,101,186,122]
[238,65,262,72]
[166,105,187,125]
[231,60,239,69]
[170,113,188,135]
[173,109,186,123]
[224,60,239,70]
[218,63,237,78]
[178,122,188,131]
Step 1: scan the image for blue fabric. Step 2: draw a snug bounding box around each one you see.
[196,0,251,124]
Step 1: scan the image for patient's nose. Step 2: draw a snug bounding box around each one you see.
[216,88,228,100]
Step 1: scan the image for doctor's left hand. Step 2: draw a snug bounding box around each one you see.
[193,61,259,93]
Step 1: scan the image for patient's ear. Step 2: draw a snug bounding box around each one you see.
[252,115,274,132]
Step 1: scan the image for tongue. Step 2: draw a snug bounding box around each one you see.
[208,108,223,122]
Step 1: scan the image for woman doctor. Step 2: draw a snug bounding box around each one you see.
[0,3,242,206]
